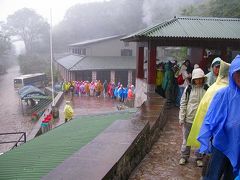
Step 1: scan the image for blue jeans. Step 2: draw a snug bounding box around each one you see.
[203,146,234,180]
[176,86,184,107]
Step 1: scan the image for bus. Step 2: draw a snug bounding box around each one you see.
[13,73,47,89]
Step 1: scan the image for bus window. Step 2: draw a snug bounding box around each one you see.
[14,79,23,88]
[14,73,47,89]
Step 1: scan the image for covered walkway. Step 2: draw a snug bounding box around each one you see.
[130,106,202,179]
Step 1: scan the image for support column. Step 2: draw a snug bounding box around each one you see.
[69,71,72,81]
[92,71,97,82]
[110,70,115,83]
[221,48,228,62]
[128,70,133,86]
[136,46,144,79]
[64,69,67,81]
[147,43,157,92]
[70,72,73,81]
[199,48,208,72]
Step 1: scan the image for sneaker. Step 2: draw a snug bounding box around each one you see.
[179,158,187,165]
[196,160,203,167]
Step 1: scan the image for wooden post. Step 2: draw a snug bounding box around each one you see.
[148,44,156,84]
[221,48,228,62]
[136,46,144,79]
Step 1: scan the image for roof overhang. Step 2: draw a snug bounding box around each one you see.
[122,16,240,49]
[129,37,240,49]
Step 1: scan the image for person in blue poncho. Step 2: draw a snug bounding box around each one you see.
[198,55,240,179]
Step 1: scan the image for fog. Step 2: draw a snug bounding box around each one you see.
[0,0,207,56]
[142,0,202,25]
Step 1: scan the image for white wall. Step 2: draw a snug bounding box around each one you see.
[134,78,148,107]
[71,38,136,57]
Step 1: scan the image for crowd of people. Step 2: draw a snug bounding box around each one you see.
[61,80,135,123]
[60,80,135,102]
[170,55,240,180]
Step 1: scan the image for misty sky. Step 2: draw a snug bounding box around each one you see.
[0,0,108,25]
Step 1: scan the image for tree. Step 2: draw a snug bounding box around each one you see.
[0,33,11,56]
[53,0,144,52]
[0,24,11,74]
[7,8,50,54]
[18,54,49,74]
[181,0,240,18]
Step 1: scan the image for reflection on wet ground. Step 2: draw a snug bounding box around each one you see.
[52,94,125,129]
[129,107,202,180]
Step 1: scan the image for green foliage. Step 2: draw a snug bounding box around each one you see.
[208,0,240,17]
[0,30,11,73]
[0,34,11,56]
[18,54,50,74]
[18,54,59,82]
[170,47,188,61]
[181,0,240,17]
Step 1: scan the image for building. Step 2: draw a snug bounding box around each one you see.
[122,16,240,106]
[55,35,136,86]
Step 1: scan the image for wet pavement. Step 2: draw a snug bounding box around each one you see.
[0,66,35,153]
[53,95,123,127]
[129,106,202,180]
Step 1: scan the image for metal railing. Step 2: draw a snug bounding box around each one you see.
[0,132,26,150]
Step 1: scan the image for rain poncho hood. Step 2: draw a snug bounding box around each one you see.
[187,60,230,147]
[205,57,221,86]
[198,55,240,176]
[64,104,74,120]
[191,68,205,80]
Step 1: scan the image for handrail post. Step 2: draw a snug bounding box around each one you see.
[24,132,26,143]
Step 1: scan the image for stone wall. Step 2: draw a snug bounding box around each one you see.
[42,93,168,180]
[103,93,167,180]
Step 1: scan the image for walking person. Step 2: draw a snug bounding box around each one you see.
[175,61,192,107]
[179,68,207,166]
[69,82,75,100]
[205,57,221,87]
[162,62,174,104]
[187,60,229,148]
[103,80,108,98]
[198,55,240,179]
[64,101,74,123]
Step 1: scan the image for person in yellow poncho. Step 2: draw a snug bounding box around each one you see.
[155,63,165,97]
[64,101,74,123]
[187,60,230,148]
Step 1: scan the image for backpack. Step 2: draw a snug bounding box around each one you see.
[177,73,184,85]
[185,84,209,102]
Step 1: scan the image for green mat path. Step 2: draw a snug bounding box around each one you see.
[0,111,134,179]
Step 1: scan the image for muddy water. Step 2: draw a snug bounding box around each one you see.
[0,66,36,153]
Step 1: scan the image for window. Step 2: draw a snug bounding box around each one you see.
[121,49,132,56]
